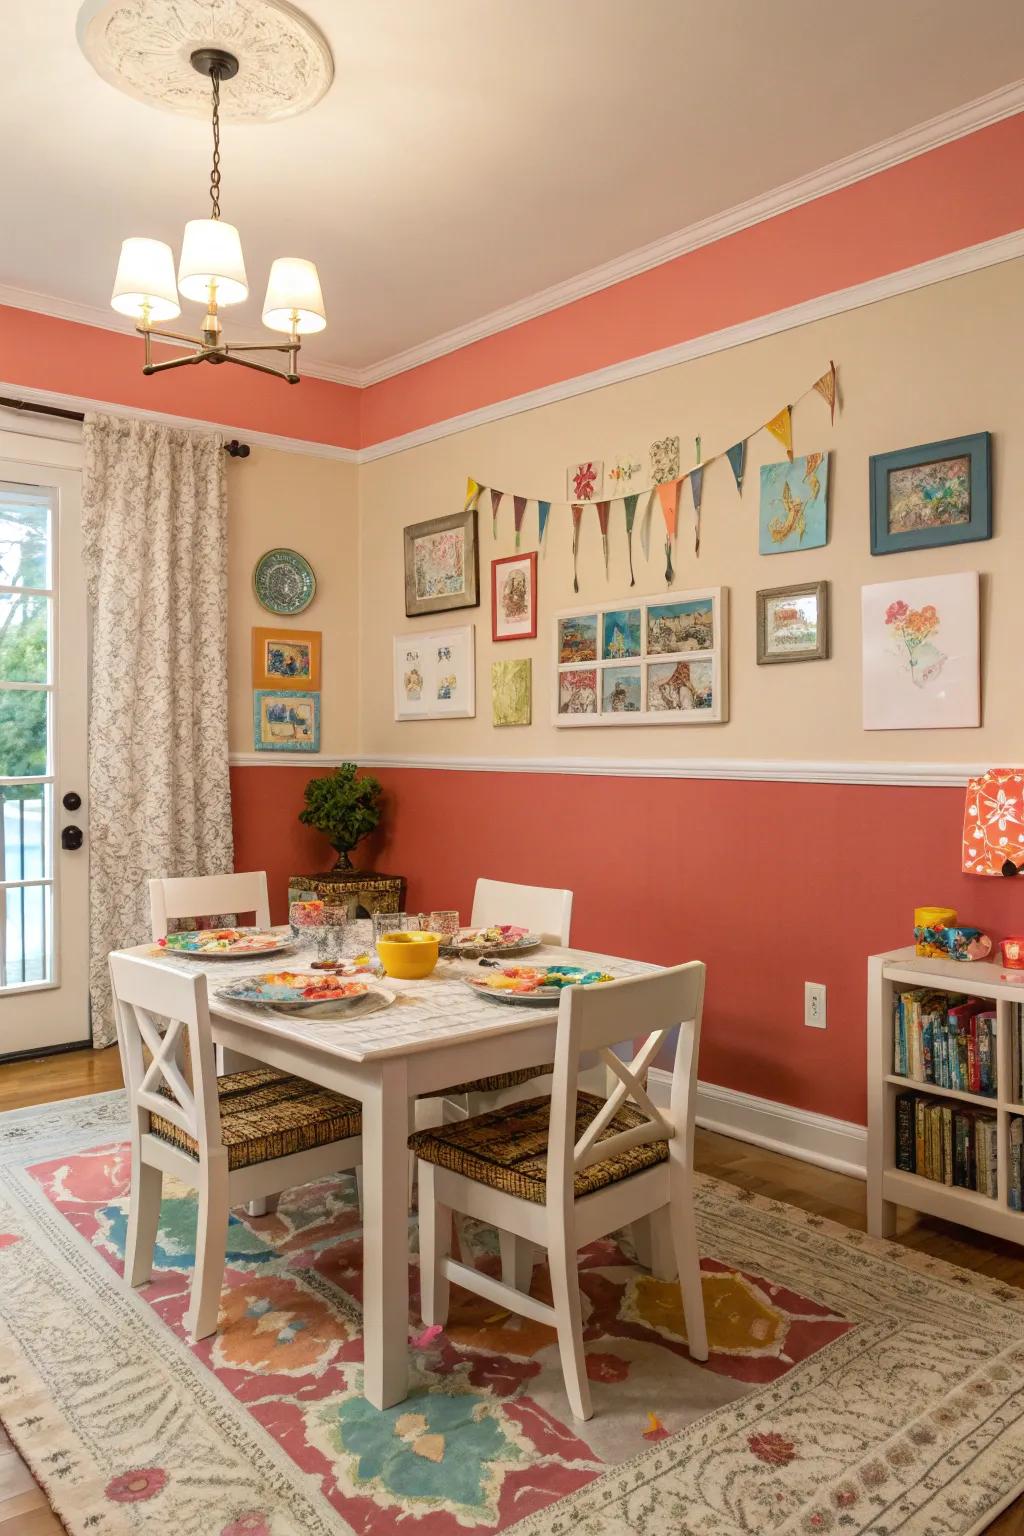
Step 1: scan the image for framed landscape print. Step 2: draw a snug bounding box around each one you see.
[759,453,829,554]
[554,588,728,726]
[756,582,829,664]
[394,625,475,720]
[861,570,979,730]
[251,626,321,690]
[403,510,479,617]
[491,552,537,641]
[253,690,320,752]
[869,432,991,554]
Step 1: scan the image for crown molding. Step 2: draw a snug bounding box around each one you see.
[0,281,363,387]
[0,378,359,462]
[2,84,1022,393]
[357,229,1024,460]
[357,81,1024,385]
[228,751,1004,787]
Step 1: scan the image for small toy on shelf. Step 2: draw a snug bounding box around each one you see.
[913,906,992,961]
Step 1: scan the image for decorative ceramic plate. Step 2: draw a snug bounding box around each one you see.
[216,972,381,1012]
[253,548,316,615]
[279,987,395,1022]
[161,928,295,959]
[442,926,542,958]
[461,964,615,1004]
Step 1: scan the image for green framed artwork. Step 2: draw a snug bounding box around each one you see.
[869,433,991,555]
[253,690,321,752]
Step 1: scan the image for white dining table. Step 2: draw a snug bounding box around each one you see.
[112,935,652,1410]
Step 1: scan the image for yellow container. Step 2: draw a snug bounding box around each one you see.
[376,930,440,980]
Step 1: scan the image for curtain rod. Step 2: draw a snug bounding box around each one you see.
[0,395,250,457]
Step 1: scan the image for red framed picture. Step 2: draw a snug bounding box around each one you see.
[491,551,537,642]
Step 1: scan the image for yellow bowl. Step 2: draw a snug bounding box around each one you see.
[375,930,440,980]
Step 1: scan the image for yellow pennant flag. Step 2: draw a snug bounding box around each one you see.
[464,477,482,511]
[765,406,793,461]
[813,361,837,425]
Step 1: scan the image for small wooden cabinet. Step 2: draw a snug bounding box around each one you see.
[288,869,406,919]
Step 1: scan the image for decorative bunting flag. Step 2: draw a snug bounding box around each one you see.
[464,477,482,511]
[640,490,655,561]
[571,504,584,593]
[537,500,551,546]
[489,488,504,538]
[765,406,793,461]
[656,481,680,587]
[623,493,639,587]
[596,501,611,575]
[513,494,527,549]
[689,465,704,555]
[726,440,746,492]
[813,360,837,425]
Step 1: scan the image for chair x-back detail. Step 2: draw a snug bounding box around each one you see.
[411,961,708,1420]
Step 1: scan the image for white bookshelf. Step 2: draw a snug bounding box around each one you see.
[867,946,1024,1245]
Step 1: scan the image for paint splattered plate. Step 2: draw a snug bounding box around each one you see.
[216,972,377,1012]
[161,928,295,959]
[461,964,615,1004]
[442,925,542,957]
[253,548,316,615]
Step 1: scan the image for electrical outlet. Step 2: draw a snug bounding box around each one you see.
[804,982,827,1029]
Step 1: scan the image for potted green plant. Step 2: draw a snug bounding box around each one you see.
[299,763,383,871]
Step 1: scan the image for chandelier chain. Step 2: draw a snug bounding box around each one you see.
[209,68,222,220]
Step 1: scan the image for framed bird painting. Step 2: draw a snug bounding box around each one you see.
[758,452,829,554]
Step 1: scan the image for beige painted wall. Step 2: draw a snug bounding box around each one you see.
[226,445,359,756]
[357,257,1024,764]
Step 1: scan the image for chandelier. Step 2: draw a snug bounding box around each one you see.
[109,48,326,384]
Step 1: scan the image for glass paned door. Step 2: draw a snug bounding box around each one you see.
[0,447,89,1055]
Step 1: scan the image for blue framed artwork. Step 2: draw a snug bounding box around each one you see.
[869,432,991,555]
[253,690,320,752]
[758,453,829,554]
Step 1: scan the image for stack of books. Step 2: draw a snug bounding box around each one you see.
[895,1091,997,1197]
[893,989,997,1096]
[1010,1117,1023,1211]
[1009,1004,1024,1103]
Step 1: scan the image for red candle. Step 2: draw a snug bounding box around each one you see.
[1000,936,1024,969]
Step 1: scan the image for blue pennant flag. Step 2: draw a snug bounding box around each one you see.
[537,500,551,543]
[726,440,746,492]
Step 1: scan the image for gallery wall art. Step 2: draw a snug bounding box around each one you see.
[759,453,829,553]
[403,510,479,617]
[869,432,991,555]
[491,552,537,641]
[393,625,476,721]
[253,690,321,752]
[861,571,979,730]
[251,626,321,690]
[553,588,728,727]
[756,582,829,664]
[491,659,532,726]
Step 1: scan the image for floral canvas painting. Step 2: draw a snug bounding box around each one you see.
[491,659,531,726]
[647,599,714,654]
[650,435,680,485]
[647,660,713,713]
[558,613,597,663]
[861,571,979,730]
[567,460,603,501]
[253,690,320,751]
[394,625,476,720]
[758,453,829,554]
[558,667,598,714]
[601,607,641,659]
[607,454,643,493]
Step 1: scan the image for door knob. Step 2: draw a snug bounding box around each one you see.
[61,825,84,851]
[62,791,82,811]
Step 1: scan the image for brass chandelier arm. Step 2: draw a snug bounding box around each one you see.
[138,325,300,383]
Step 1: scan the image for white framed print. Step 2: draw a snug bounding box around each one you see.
[861,570,979,730]
[553,588,728,726]
[394,625,475,720]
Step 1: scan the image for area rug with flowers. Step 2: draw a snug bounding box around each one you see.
[1,1093,1023,1536]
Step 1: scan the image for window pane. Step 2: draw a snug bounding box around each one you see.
[0,592,49,682]
[0,688,48,776]
[0,492,51,588]
[2,786,48,880]
[1,881,51,988]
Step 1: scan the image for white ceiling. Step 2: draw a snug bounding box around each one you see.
[3,1,1024,375]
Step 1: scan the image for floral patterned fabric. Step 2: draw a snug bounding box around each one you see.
[82,414,233,1046]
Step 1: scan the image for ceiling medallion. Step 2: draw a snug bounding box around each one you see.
[77,0,333,123]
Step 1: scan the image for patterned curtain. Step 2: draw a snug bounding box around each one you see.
[82,414,234,1047]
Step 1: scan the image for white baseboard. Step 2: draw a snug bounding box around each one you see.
[648,1069,867,1179]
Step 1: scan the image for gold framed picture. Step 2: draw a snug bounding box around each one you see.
[251,626,322,691]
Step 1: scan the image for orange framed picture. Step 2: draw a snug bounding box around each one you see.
[251,626,321,691]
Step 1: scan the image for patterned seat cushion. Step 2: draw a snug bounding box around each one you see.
[418,1065,553,1099]
[150,1067,361,1172]
[408,1090,667,1205]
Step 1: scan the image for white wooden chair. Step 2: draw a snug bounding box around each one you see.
[411,962,708,1421]
[110,951,363,1341]
[471,878,573,946]
[148,871,271,942]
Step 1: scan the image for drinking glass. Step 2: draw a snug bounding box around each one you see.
[372,910,408,943]
[309,905,348,964]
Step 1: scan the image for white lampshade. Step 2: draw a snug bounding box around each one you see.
[110,237,180,322]
[177,219,248,305]
[262,257,327,334]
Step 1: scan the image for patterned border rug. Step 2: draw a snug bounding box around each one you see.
[1,1091,1023,1536]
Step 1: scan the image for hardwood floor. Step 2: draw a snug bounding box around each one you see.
[0,1047,1022,1535]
